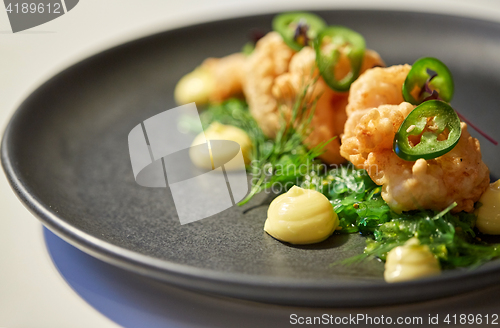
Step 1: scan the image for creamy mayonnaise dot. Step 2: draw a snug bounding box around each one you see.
[189,122,252,170]
[174,67,214,105]
[264,186,338,245]
[384,238,441,283]
[476,180,500,235]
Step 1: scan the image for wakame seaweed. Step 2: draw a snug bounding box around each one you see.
[302,165,500,269]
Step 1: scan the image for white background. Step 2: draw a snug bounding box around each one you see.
[2,0,500,327]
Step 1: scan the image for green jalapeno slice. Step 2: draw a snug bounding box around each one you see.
[313,26,366,92]
[393,100,461,161]
[273,12,326,51]
[402,57,454,105]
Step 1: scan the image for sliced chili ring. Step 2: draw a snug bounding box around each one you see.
[402,57,454,105]
[273,12,326,51]
[313,26,365,92]
[393,100,461,161]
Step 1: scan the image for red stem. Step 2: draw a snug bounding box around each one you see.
[455,110,498,146]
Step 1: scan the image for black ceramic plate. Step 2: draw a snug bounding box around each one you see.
[3,10,500,307]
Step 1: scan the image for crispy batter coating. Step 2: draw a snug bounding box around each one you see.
[243,31,384,164]
[346,64,411,116]
[271,46,348,164]
[201,53,247,102]
[193,31,385,164]
[242,32,296,137]
[340,102,490,213]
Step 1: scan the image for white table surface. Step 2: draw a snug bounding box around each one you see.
[3,1,500,327]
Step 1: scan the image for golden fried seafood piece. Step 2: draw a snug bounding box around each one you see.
[361,49,385,72]
[340,102,490,213]
[346,64,411,116]
[174,53,246,105]
[202,53,247,102]
[271,47,347,164]
[243,32,296,137]
[244,31,384,164]
[308,88,349,164]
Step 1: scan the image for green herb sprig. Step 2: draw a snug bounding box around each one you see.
[238,78,330,205]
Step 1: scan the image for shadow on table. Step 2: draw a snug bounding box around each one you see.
[44,227,500,328]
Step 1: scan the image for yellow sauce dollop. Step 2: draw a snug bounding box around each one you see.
[264,186,338,245]
[174,67,214,105]
[384,238,441,283]
[189,122,252,170]
[475,180,500,235]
